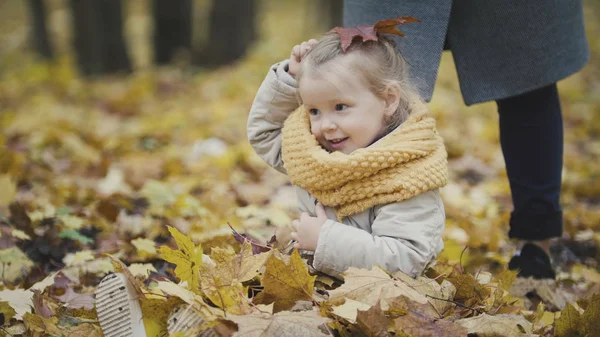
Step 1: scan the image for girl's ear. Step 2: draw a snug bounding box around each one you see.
[382,82,402,117]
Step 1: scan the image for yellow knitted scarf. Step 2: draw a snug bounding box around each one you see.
[281,102,448,220]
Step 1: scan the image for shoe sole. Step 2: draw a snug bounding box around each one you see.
[95,273,147,337]
[167,304,218,337]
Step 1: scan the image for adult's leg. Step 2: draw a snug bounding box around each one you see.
[497,83,564,242]
[497,83,563,279]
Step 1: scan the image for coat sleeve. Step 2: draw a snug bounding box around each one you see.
[312,190,445,278]
[247,60,299,174]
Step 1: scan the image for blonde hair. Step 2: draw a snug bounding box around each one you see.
[297,33,422,135]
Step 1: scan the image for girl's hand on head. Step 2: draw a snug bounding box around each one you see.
[290,202,327,252]
[288,39,318,77]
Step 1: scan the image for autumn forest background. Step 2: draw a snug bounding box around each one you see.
[0,1,599,336]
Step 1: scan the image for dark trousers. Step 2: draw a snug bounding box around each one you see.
[496,83,563,240]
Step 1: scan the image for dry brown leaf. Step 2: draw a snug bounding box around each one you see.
[227,310,331,337]
[456,313,533,337]
[394,271,457,314]
[388,296,467,337]
[331,298,371,323]
[254,250,315,312]
[55,287,95,310]
[356,301,390,337]
[328,267,428,307]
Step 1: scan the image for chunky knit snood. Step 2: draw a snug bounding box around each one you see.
[281,102,448,220]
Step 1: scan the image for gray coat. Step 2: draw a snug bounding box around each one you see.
[344,0,590,105]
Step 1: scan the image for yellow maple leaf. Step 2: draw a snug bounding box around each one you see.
[197,243,270,314]
[159,226,203,292]
[254,250,315,312]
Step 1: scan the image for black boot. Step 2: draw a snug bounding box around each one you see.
[508,243,556,279]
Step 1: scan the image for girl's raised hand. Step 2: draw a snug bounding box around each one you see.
[288,39,319,77]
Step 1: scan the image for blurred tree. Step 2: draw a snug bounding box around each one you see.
[28,0,53,59]
[69,0,131,76]
[195,0,257,67]
[153,0,192,65]
[309,0,343,31]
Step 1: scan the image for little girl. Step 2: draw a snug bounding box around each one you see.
[248,31,448,278]
[94,24,449,337]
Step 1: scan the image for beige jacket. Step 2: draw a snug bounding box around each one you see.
[247,60,445,278]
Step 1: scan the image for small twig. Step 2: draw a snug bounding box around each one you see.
[425,294,477,312]
[459,246,468,273]
[239,291,271,315]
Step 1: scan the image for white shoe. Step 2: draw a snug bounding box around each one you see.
[167,304,218,337]
[95,273,147,337]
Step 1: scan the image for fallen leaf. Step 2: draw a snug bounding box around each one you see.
[0,289,33,319]
[55,287,95,310]
[22,312,61,335]
[159,225,203,292]
[0,246,34,283]
[32,290,54,318]
[254,250,315,312]
[0,301,17,324]
[63,250,95,266]
[389,296,467,337]
[582,293,600,337]
[394,271,457,314]
[328,267,428,307]
[131,237,158,256]
[554,303,583,337]
[332,298,371,323]
[0,174,17,207]
[227,310,331,337]
[456,313,533,337]
[128,263,157,277]
[356,300,390,337]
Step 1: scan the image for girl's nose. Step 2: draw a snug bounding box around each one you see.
[321,115,337,131]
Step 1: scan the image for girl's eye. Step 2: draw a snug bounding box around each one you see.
[309,108,320,116]
[335,104,348,111]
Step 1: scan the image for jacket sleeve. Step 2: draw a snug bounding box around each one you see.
[312,190,445,278]
[247,60,299,174]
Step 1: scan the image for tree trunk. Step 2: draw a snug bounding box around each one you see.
[329,0,343,28]
[28,0,53,59]
[310,0,343,31]
[153,0,192,65]
[195,0,257,67]
[69,0,131,76]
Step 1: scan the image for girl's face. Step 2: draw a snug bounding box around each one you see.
[299,54,396,155]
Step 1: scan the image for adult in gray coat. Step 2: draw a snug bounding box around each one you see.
[344,0,590,279]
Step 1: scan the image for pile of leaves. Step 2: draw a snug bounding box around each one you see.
[1,0,600,336]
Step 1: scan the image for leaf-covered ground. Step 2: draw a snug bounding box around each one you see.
[1,1,599,336]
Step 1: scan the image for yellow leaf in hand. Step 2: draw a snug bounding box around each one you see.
[159,226,203,292]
